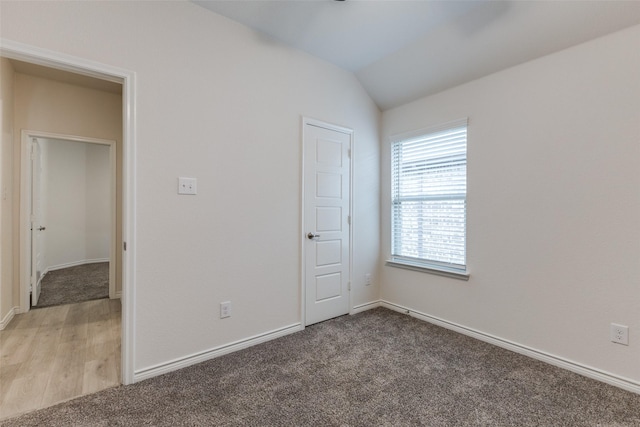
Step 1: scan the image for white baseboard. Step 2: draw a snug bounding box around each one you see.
[46,258,110,272]
[0,306,18,330]
[379,300,640,395]
[351,300,381,314]
[134,322,303,382]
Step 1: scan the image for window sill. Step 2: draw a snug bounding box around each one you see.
[385,259,470,281]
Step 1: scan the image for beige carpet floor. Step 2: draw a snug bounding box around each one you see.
[3,307,640,426]
[35,263,109,308]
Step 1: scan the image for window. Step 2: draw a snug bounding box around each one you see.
[389,119,468,278]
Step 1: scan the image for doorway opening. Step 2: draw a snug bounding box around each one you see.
[0,40,136,413]
[21,132,117,310]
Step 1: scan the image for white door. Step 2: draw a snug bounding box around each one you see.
[30,138,44,306]
[304,120,351,326]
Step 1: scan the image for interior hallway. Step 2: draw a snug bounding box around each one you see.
[0,298,121,420]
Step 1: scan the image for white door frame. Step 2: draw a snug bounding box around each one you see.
[20,131,117,309]
[1,39,137,385]
[300,117,354,326]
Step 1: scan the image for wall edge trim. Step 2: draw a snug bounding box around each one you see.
[45,258,110,273]
[0,306,18,330]
[133,322,303,382]
[351,300,381,314]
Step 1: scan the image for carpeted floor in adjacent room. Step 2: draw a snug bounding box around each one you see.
[2,307,640,426]
[35,263,109,308]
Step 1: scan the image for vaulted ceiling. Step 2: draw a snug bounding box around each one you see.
[194,0,640,111]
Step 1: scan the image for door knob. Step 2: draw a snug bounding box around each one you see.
[37,226,46,231]
[307,232,320,240]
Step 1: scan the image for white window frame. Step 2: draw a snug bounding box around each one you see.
[386,118,469,280]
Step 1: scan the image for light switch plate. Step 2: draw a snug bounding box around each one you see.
[178,177,197,195]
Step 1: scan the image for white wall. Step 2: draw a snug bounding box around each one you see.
[40,138,110,270]
[0,57,14,326]
[380,25,640,383]
[0,1,381,373]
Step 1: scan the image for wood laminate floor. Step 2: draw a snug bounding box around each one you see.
[0,298,121,421]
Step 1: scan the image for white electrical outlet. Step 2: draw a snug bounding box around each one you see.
[220,301,231,319]
[610,323,629,345]
[178,177,197,195]
[365,273,371,286]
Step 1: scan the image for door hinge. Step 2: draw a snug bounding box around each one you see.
[123,242,127,251]
[348,281,351,291]
[347,148,351,158]
[347,215,351,225]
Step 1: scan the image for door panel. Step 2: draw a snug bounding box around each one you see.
[316,173,342,198]
[316,241,341,266]
[316,139,342,166]
[304,122,351,326]
[31,139,43,306]
[315,273,342,301]
[316,207,341,232]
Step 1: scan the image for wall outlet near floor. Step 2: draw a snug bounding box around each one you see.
[610,323,629,345]
[220,301,231,319]
[365,273,371,286]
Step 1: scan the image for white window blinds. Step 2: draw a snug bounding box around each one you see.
[391,121,467,271]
